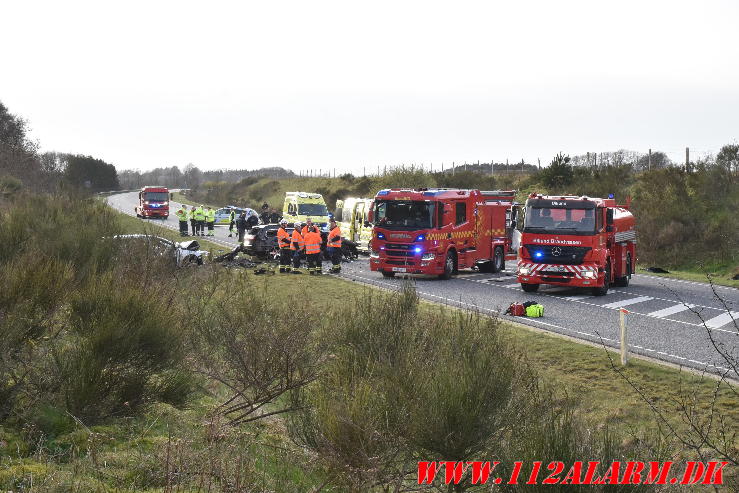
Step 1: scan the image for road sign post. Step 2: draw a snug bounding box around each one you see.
[620,308,629,365]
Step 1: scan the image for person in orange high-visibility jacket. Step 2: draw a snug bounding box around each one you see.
[303,225,323,275]
[327,218,342,273]
[290,225,304,273]
[276,219,292,273]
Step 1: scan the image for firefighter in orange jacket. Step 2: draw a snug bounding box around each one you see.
[303,225,322,275]
[327,218,342,273]
[276,218,292,273]
[290,223,304,273]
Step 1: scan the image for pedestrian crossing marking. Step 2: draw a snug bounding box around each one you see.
[704,311,739,329]
[601,296,654,309]
[648,304,695,318]
[562,295,594,301]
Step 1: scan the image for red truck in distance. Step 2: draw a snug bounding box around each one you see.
[369,188,517,279]
[516,193,636,296]
[135,186,170,219]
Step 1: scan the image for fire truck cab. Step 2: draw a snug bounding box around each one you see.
[516,193,636,296]
[369,188,516,279]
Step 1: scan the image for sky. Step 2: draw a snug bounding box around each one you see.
[2,0,738,173]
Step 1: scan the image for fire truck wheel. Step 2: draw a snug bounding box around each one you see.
[521,283,539,293]
[439,251,456,280]
[592,262,611,296]
[614,254,632,287]
[493,246,505,273]
[381,271,396,278]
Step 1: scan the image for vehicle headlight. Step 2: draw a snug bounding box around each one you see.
[518,267,530,275]
[582,270,596,279]
[370,250,380,258]
[421,252,435,260]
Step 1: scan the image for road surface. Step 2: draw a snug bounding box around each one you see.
[108,191,739,377]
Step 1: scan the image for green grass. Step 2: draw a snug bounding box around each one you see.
[637,262,738,288]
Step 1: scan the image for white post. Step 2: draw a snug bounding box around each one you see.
[620,308,629,365]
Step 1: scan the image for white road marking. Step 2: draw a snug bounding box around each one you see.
[704,312,739,329]
[601,296,654,309]
[648,303,695,318]
[562,295,594,301]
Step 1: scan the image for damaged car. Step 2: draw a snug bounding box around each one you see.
[111,234,209,266]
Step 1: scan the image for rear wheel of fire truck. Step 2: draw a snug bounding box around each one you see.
[592,262,611,296]
[381,270,396,278]
[439,251,456,280]
[521,283,539,292]
[614,254,632,287]
[493,246,505,273]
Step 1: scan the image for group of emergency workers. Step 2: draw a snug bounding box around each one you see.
[173,202,345,275]
[276,217,342,275]
[175,204,216,236]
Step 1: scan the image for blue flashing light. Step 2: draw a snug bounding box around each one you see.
[414,246,422,254]
[534,251,543,258]
[377,232,385,239]
[608,193,614,199]
[415,234,425,242]
[422,191,436,196]
[377,190,389,196]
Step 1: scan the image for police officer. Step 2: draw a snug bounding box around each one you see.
[205,207,216,236]
[176,205,189,236]
[194,205,206,236]
[290,222,304,273]
[276,218,292,273]
[327,218,342,273]
[228,208,236,237]
[303,225,322,275]
[189,206,197,236]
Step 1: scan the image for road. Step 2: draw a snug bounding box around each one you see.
[108,191,739,377]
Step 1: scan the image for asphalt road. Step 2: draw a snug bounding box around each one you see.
[108,191,739,377]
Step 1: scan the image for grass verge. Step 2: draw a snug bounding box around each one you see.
[637,262,738,288]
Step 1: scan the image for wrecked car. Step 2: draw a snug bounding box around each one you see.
[111,234,208,266]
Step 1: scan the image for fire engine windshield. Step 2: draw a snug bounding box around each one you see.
[144,192,169,202]
[524,206,596,235]
[374,200,435,230]
[298,204,328,216]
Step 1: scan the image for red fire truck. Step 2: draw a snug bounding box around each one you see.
[369,188,516,279]
[134,186,170,219]
[516,193,636,296]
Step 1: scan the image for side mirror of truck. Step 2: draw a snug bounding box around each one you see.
[606,209,614,226]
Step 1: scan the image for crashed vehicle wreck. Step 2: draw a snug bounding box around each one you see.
[111,235,208,266]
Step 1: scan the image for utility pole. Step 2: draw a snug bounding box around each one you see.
[537,158,541,170]
[685,147,690,171]
[648,148,652,171]
[452,161,455,175]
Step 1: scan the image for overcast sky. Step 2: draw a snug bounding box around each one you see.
[2,0,738,173]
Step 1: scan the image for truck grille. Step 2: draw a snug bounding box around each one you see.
[386,259,416,266]
[384,243,415,258]
[523,244,591,265]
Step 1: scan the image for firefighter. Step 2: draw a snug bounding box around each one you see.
[194,205,206,236]
[176,205,189,236]
[276,218,292,273]
[228,208,236,237]
[205,207,216,236]
[290,222,304,273]
[189,206,197,236]
[304,225,322,275]
[327,218,342,273]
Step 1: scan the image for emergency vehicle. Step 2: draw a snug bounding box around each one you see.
[282,192,330,230]
[134,186,170,218]
[369,188,516,279]
[516,193,636,296]
[335,197,373,253]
